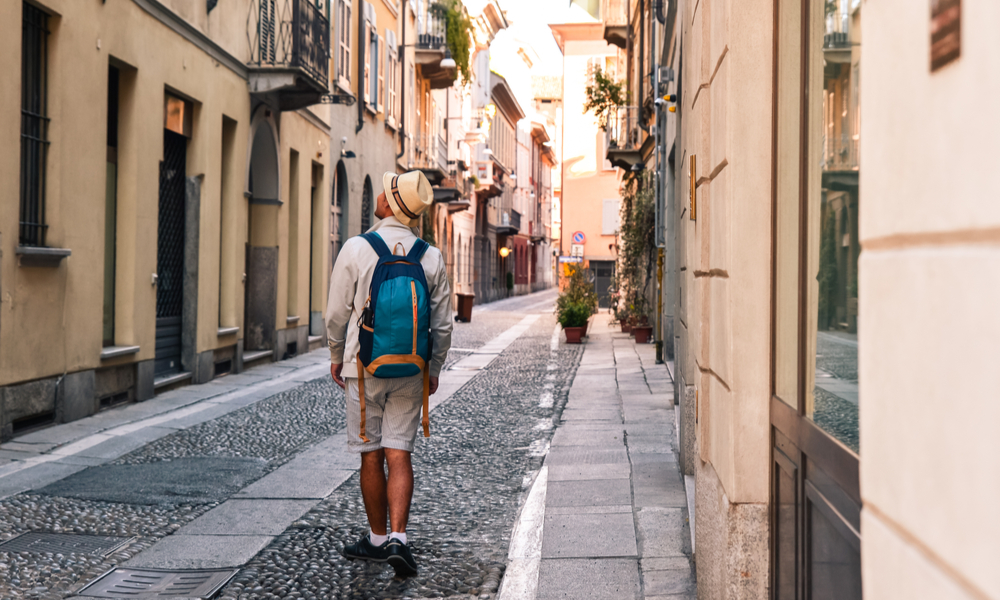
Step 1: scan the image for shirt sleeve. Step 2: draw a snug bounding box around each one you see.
[325,240,358,364]
[428,249,453,378]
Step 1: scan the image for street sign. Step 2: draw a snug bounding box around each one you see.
[570,244,584,257]
[572,231,586,244]
[558,256,583,263]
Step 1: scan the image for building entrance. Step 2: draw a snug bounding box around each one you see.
[154,130,187,376]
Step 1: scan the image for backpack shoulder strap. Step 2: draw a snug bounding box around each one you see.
[407,238,430,262]
[361,232,392,259]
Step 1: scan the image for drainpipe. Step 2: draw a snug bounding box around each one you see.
[396,0,407,159]
[356,0,365,134]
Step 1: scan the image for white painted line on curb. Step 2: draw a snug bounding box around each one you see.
[550,323,561,352]
[538,392,553,408]
[0,362,328,485]
[450,315,541,371]
[499,466,548,600]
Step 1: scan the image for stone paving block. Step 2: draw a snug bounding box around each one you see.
[547,464,631,481]
[545,479,632,507]
[156,403,241,429]
[178,499,316,535]
[541,512,637,558]
[635,507,688,557]
[642,569,697,596]
[550,428,624,447]
[624,423,676,437]
[0,462,87,499]
[0,449,37,461]
[12,423,98,447]
[235,467,354,499]
[1,441,58,453]
[71,426,176,459]
[642,557,693,570]
[545,447,629,466]
[547,504,632,515]
[536,558,640,599]
[560,408,621,422]
[126,534,275,569]
[627,435,674,454]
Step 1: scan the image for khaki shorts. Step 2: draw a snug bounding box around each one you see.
[345,374,424,453]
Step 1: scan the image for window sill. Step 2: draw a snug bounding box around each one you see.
[101,345,141,361]
[286,315,300,325]
[218,326,240,337]
[335,79,352,96]
[365,103,377,116]
[16,246,71,268]
[381,0,399,17]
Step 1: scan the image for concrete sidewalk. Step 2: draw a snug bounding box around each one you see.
[504,315,695,600]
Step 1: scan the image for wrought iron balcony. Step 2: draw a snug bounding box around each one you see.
[248,0,330,110]
[824,134,859,173]
[497,210,520,236]
[412,133,449,184]
[606,106,645,170]
[415,6,457,89]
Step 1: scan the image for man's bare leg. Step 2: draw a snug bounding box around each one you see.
[360,449,388,535]
[385,448,414,533]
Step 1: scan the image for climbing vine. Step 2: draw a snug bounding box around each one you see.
[431,0,473,84]
[614,171,657,320]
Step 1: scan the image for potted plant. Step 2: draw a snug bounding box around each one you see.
[558,301,591,344]
[633,320,653,343]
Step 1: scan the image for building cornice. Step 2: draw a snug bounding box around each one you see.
[132,0,248,80]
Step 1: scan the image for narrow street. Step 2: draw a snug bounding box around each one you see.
[0,290,692,600]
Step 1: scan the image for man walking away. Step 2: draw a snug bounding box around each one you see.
[325,170,452,577]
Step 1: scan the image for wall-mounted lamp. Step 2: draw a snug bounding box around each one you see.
[440,49,457,70]
[499,247,511,258]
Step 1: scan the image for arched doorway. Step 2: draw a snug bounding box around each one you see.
[245,115,280,353]
[361,176,373,232]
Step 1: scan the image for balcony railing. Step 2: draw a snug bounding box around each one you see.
[248,0,330,94]
[413,133,449,177]
[418,7,447,51]
[824,134,859,172]
[607,106,642,151]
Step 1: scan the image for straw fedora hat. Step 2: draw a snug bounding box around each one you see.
[382,171,433,228]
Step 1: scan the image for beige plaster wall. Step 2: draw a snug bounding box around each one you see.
[0,0,330,387]
[678,0,773,595]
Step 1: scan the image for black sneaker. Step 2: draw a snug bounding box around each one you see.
[342,534,389,562]
[386,538,418,577]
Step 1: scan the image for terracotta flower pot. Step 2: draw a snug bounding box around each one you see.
[564,326,584,344]
[622,322,632,333]
[633,325,653,344]
[619,318,628,330]
[582,318,590,337]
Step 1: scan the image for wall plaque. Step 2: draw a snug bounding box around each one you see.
[930,0,961,71]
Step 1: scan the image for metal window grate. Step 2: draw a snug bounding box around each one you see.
[20,2,49,247]
[157,131,187,319]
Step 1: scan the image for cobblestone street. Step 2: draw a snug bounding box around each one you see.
[0,289,691,599]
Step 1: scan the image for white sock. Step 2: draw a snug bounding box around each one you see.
[389,531,407,545]
[369,531,388,546]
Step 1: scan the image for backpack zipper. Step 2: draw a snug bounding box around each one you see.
[410,281,418,355]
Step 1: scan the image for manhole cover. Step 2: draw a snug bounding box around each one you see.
[0,532,134,556]
[78,567,238,598]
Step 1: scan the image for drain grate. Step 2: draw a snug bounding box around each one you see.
[0,532,135,556]
[78,567,238,599]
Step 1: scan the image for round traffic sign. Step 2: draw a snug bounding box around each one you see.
[572,231,586,244]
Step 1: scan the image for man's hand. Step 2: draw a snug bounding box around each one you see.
[429,376,439,395]
[330,363,346,389]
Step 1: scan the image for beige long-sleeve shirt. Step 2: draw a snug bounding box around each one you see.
[325,216,453,378]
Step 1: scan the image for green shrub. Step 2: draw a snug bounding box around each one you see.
[558,301,591,328]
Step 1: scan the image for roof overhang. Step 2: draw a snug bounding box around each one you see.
[549,22,606,54]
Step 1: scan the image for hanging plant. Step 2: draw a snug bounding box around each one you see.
[583,66,626,131]
[431,0,473,84]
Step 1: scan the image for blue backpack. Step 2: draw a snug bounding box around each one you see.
[355,232,433,441]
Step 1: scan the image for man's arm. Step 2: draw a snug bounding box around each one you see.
[427,249,453,381]
[325,240,358,369]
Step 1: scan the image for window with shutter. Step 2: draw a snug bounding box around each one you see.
[602,198,620,235]
[363,21,371,103]
[338,0,351,85]
[377,36,385,113]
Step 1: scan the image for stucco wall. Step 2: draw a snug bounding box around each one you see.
[861,1,1000,598]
